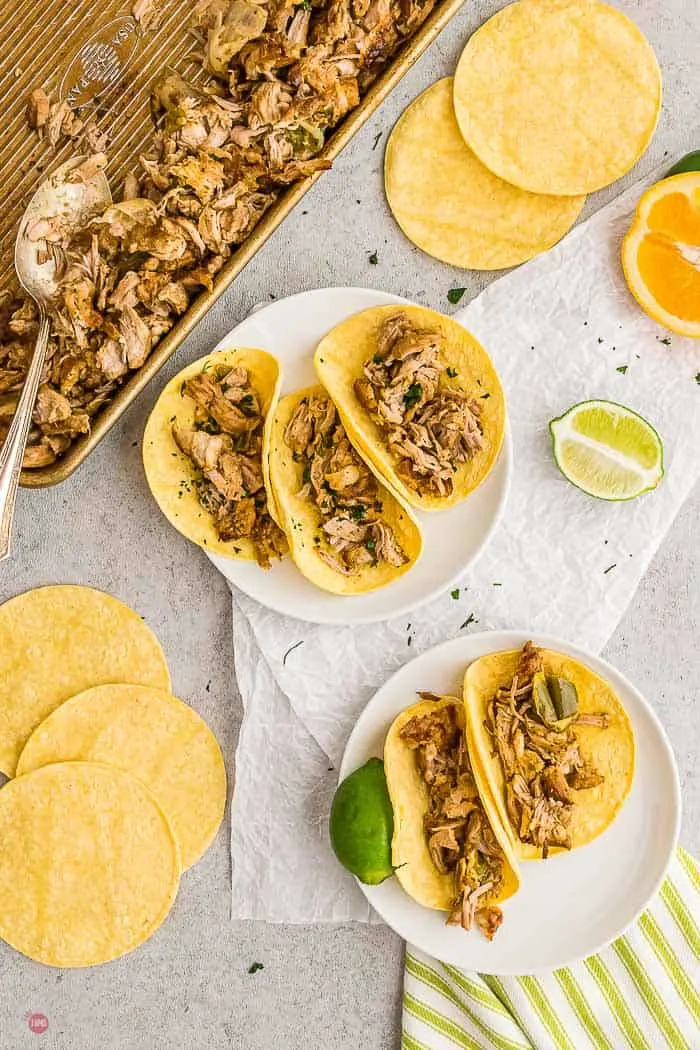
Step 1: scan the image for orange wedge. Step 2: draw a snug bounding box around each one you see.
[621,172,700,339]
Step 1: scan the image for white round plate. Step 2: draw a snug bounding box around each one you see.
[206,287,511,624]
[340,630,680,974]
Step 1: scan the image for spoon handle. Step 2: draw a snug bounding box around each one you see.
[0,309,51,562]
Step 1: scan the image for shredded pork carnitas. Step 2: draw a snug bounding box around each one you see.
[487,642,609,858]
[173,364,287,568]
[283,393,408,574]
[354,312,484,498]
[400,697,505,939]
[4,0,438,468]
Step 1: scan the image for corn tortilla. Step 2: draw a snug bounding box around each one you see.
[17,685,226,870]
[464,648,636,860]
[314,304,505,511]
[385,79,585,270]
[384,696,520,911]
[0,585,170,778]
[142,347,283,557]
[0,762,180,967]
[453,0,662,196]
[267,385,423,595]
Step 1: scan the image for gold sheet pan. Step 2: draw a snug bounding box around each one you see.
[0,0,466,486]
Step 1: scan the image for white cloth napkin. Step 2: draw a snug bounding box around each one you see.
[230,169,700,923]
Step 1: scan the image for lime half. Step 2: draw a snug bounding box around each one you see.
[549,400,663,501]
[329,758,394,885]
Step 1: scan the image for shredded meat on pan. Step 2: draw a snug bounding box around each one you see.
[4,0,439,468]
[283,393,407,574]
[400,697,505,940]
[174,364,287,568]
[354,311,484,498]
[486,642,609,859]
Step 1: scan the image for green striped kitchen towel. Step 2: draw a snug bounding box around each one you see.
[402,848,699,1050]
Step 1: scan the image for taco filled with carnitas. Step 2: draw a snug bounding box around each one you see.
[143,347,287,568]
[464,642,635,860]
[314,305,505,511]
[268,386,422,595]
[384,694,520,939]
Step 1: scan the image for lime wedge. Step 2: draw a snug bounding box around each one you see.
[549,400,663,500]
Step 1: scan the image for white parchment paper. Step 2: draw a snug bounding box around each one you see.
[230,171,700,922]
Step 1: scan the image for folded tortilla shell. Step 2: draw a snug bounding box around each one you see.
[464,648,636,860]
[314,305,505,511]
[384,695,520,911]
[143,347,283,557]
[267,385,422,595]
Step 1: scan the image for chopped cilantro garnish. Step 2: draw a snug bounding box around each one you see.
[365,538,376,553]
[239,393,255,416]
[302,465,311,483]
[616,365,628,375]
[446,367,458,378]
[695,373,700,385]
[349,504,367,520]
[368,251,378,265]
[372,352,384,364]
[447,287,466,305]
[201,360,212,373]
[404,383,423,409]
[248,962,265,974]
[450,588,460,599]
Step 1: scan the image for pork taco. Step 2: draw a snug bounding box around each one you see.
[464,642,635,860]
[314,305,505,511]
[143,347,287,568]
[384,694,520,939]
[268,386,422,595]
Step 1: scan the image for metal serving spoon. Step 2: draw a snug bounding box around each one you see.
[1,156,111,561]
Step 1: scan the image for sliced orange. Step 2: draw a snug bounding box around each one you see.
[621,172,700,338]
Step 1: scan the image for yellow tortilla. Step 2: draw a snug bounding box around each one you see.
[384,696,520,911]
[453,0,662,196]
[385,79,585,270]
[142,347,284,557]
[464,648,636,860]
[0,585,170,778]
[267,385,422,595]
[17,685,226,870]
[0,762,180,967]
[314,304,506,511]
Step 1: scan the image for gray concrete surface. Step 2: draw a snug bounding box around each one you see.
[0,0,698,1046]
